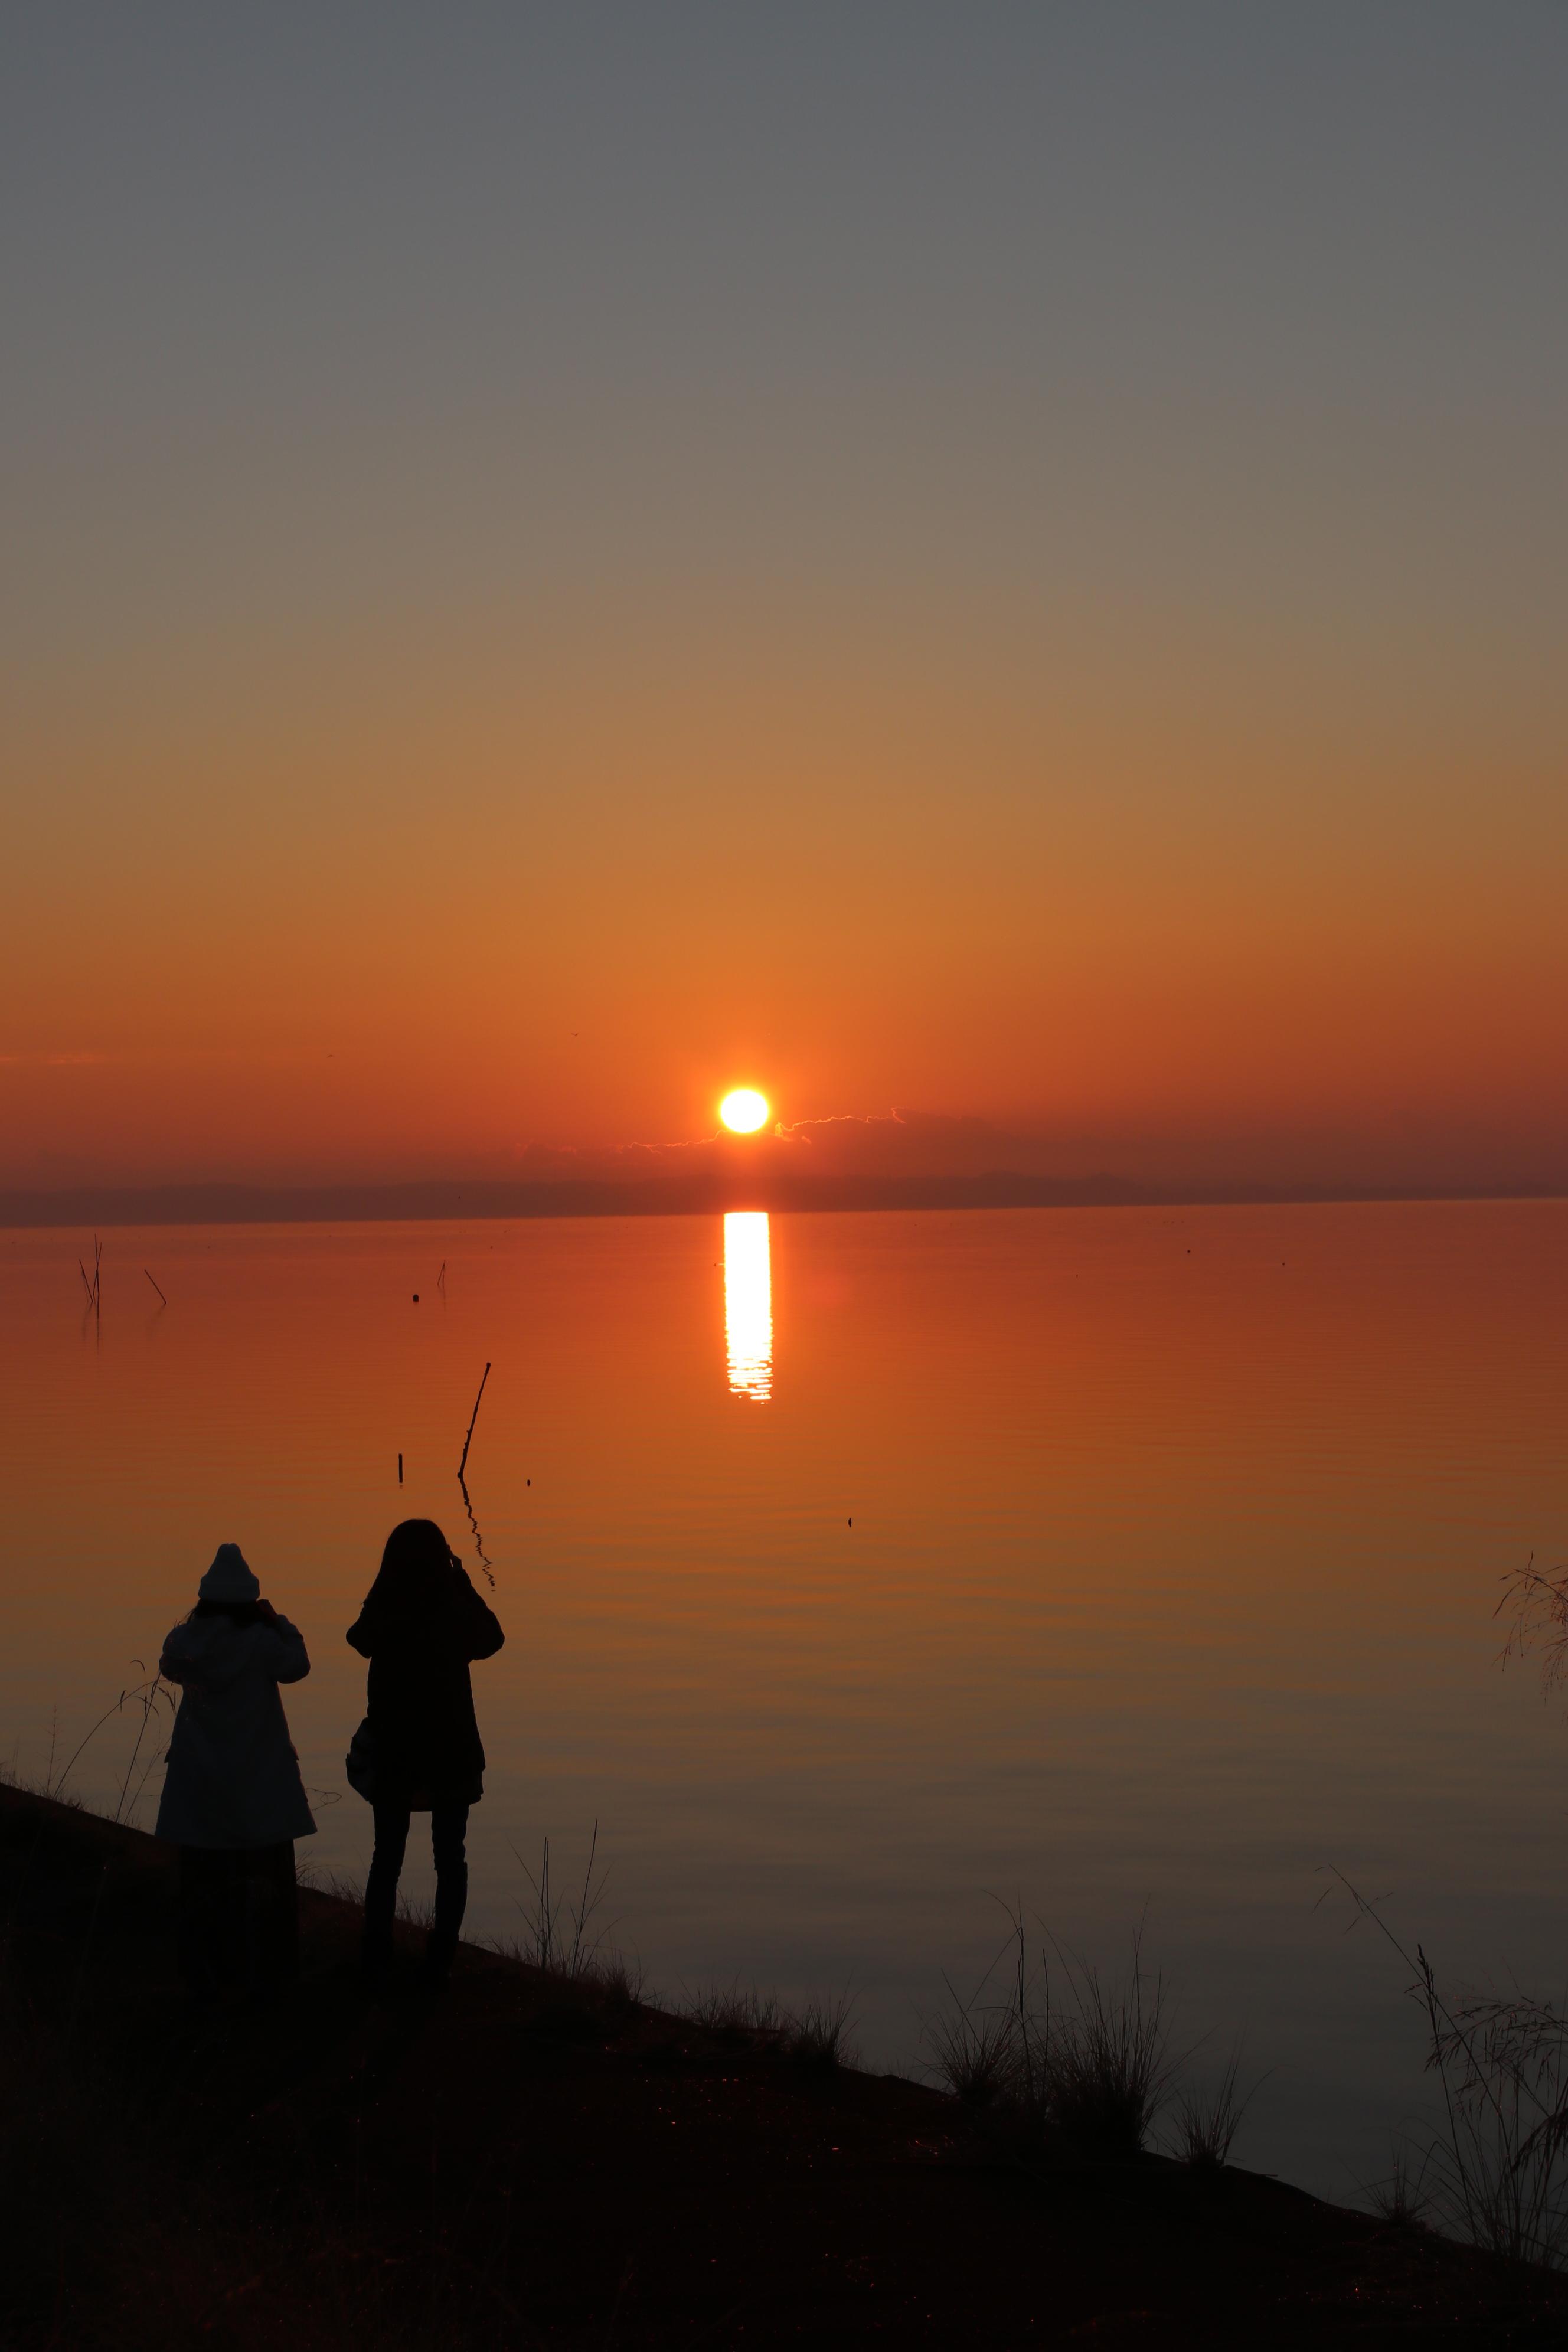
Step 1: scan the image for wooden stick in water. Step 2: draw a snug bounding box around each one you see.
[458,1361,492,1478]
[144,1269,167,1305]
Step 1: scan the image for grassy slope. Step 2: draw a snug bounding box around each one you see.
[1,1783,1562,2351]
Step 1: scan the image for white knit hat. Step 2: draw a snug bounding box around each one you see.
[198,1543,260,1603]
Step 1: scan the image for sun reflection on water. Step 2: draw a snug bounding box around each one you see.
[723,1211,773,1401]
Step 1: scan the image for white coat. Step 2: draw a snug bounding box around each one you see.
[155,1612,317,1849]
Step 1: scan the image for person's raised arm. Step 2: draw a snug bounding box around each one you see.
[448,1564,504,1660]
[259,1612,311,1684]
[464,1590,505,1661]
[158,1623,195,1686]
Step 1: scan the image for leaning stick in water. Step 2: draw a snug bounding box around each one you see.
[458,1361,492,1478]
[144,1269,167,1305]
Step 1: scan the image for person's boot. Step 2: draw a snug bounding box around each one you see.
[360,1926,394,1992]
[421,1929,458,1990]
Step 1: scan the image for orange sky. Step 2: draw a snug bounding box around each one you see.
[3,8,1564,1197]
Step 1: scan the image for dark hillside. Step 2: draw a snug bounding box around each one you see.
[2,1784,1560,2348]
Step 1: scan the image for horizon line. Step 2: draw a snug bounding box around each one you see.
[2,1170,1566,1232]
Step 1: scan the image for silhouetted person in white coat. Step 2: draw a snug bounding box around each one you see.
[157,1543,315,1993]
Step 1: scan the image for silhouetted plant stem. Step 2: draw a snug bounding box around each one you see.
[1324,1867,1568,2265]
[1497,1554,1568,1697]
[113,1672,175,1824]
[77,1238,103,1315]
[46,1674,175,1807]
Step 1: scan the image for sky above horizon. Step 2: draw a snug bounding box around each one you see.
[4,4,1564,1193]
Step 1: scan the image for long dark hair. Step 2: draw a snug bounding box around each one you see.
[363,1518,460,1619]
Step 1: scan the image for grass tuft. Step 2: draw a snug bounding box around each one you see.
[680,1981,782,2039]
[489,1825,646,2008]
[672,1980,857,2067]
[928,1992,1020,2109]
[509,1822,616,1982]
[1048,1945,1172,2161]
[783,1991,858,2072]
[925,1905,1174,2161]
[1367,2148,1433,2232]
[1329,1870,1568,2269]
[1171,2046,1253,2170]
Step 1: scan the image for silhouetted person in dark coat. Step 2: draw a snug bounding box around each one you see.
[347,1518,504,1987]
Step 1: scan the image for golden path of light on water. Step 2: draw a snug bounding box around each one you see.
[723,1211,773,1401]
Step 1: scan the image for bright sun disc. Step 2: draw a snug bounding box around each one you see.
[720,1089,770,1134]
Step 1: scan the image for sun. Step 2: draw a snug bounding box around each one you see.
[720,1088,770,1134]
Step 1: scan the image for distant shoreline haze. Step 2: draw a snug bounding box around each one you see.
[3,1171,1565,1229]
[10,1106,1568,1227]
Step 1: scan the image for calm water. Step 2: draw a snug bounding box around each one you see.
[4,1201,1566,2196]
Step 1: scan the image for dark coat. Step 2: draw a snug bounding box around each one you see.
[346,1566,504,1805]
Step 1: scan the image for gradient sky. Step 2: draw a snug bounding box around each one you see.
[3,3,1564,1191]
